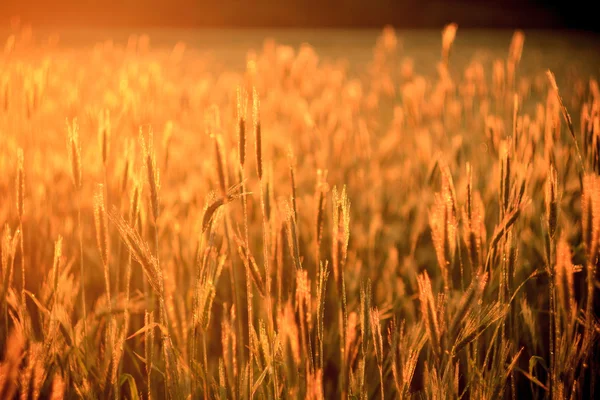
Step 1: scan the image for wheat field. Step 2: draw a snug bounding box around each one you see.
[0,24,599,399]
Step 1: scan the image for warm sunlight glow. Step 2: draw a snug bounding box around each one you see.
[0,5,599,398]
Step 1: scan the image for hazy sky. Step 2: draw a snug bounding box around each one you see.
[1,0,596,30]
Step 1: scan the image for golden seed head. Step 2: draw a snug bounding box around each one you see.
[2,224,20,272]
[331,185,351,282]
[52,234,63,292]
[121,138,133,193]
[214,135,228,199]
[93,184,109,266]
[508,30,525,64]
[253,87,262,180]
[545,163,558,238]
[67,118,82,190]
[441,23,458,64]
[237,87,247,166]
[129,169,142,226]
[99,108,110,165]
[556,235,576,315]
[430,164,457,289]
[109,209,163,298]
[417,272,441,358]
[465,162,472,220]
[140,127,160,222]
[315,169,329,246]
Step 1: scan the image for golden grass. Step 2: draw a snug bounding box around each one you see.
[0,24,599,399]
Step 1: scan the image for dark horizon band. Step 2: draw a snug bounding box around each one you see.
[1,0,598,32]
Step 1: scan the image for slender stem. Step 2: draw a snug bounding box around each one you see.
[77,190,88,349]
[585,260,595,347]
[3,236,18,347]
[203,331,209,400]
[19,219,25,311]
[223,209,244,398]
[191,234,205,398]
[18,218,27,343]
[146,311,153,400]
[338,275,348,400]
[240,168,254,399]
[154,218,175,397]
[548,238,556,399]
[259,177,277,399]
[379,367,384,400]
[117,250,133,400]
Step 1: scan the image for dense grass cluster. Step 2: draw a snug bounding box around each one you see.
[0,24,599,399]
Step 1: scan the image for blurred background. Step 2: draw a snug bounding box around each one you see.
[1,0,598,31]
